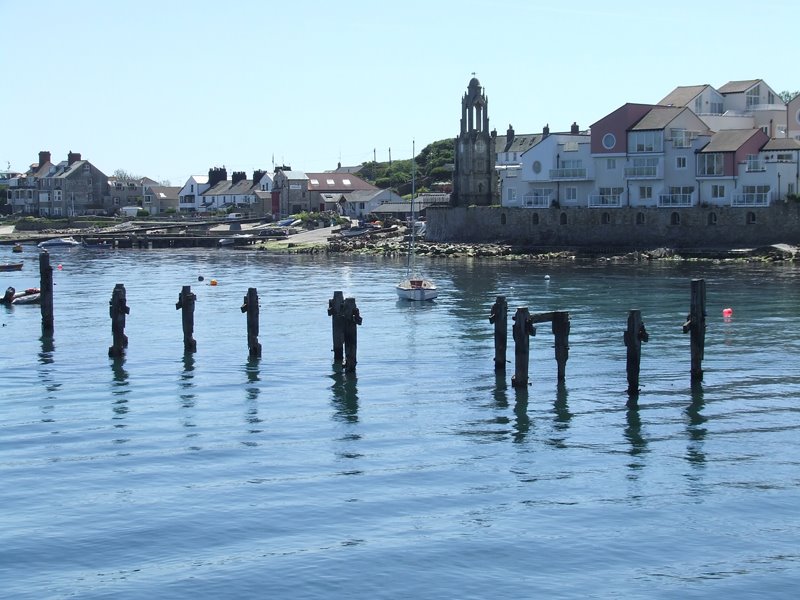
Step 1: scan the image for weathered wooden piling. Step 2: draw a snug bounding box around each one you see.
[39,251,54,336]
[682,279,706,382]
[328,290,345,363]
[551,311,570,382]
[528,311,571,383]
[623,309,649,395]
[175,285,197,353]
[489,295,508,371]
[240,287,262,358]
[108,283,129,357]
[342,297,362,373]
[511,307,534,388]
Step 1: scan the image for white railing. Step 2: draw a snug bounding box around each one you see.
[549,168,587,179]
[732,192,771,207]
[745,160,765,172]
[658,194,693,207]
[522,194,552,208]
[624,165,659,178]
[588,194,622,208]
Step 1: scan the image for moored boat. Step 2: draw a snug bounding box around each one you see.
[38,236,80,248]
[1,286,41,305]
[0,262,23,272]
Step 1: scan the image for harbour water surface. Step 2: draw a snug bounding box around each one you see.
[1,246,799,599]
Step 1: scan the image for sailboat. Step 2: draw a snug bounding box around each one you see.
[396,140,438,301]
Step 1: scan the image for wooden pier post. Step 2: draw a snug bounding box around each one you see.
[511,307,534,388]
[489,295,508,371]
[342,297,363,373]
[175,285,197,353]
[108,283,129,358]
[682,279,706,382]
[623,309,649,395]
[39,251,54,336]
[328,290,345,363]
[240,287,262,358]
[551,311,570,382]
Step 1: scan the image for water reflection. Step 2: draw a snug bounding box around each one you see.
[553,383,572,428]
[243,358,263,444]
[110,357,130,445]
[685,382,707,467]
[624,405,648,465]
[330,366,359,423]
[493,372,508,409]
[38,335,59,423]
[179,353,199,449]
[512,386,531,442]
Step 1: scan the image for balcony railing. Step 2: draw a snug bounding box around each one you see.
[548,167,587,180]
[745,161,765,172]
[588,194,622,208]
[624,165,659,178]
[658,194,693,207]
[522,194,552,208]
[732,192,771,207]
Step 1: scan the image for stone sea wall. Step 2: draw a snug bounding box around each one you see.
[425,204,800,249]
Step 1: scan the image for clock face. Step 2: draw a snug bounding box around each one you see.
[533,161,541,174]
[602,133,616,150]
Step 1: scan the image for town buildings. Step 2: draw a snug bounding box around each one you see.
[494,79,800,213]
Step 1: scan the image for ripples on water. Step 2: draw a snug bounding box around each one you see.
[1,248,799,599]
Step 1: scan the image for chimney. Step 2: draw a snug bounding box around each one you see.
[207,166,228,187]
[543,124,550,137]
[68,151,81,165]
[38,150,51,166]
[231,171,246,185]
[252,169,266,185]
[571,122,579,134]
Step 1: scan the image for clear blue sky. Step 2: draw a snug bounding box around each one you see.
[3,0,798,186]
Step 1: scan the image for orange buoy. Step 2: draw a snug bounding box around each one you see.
[722,307,733,318]
[210,279,218,286]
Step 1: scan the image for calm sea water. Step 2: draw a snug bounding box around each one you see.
[1,245,799,599]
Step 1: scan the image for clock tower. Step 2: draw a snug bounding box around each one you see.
[452,76,498,207]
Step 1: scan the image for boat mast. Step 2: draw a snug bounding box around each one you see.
[408,140,416,275]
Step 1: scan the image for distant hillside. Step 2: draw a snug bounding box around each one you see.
[357,138,454,197]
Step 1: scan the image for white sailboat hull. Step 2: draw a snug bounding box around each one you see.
[396,277,438,301]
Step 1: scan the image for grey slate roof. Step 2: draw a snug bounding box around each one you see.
[658,85,709,107]
[496,133,543,153]
[700,129,762,153]
[630,107,686,131]
[306,172,376,192]
[763,138,800,151]
[718,79,761,94]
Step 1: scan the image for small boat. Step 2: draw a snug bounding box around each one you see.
[38,236,80,248]
[0,262,23,272]
[82,238,111,248]
[218,234,254,247]
[12,243,23,253]
[1,286,41,305]
[396,140,438,302]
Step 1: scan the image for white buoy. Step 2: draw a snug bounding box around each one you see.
[544,275,551,280]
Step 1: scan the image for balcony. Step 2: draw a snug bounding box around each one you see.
[732,192,771,207]
[588,194,622,208]
[548,167,587,180]
[623,165,660,179]
[658,194,693,207]
[522,194,552,208]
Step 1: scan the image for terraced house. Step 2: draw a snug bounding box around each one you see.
[499,79,800,213]
[7,151,109,216]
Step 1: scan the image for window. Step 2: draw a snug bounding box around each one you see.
[343,179,352,185]
[532,161,541,173]
[500,213,507,225]
[639,186,652,200]
[636,212,645,225]
[694,97,702,113]
[708,212,717,225]
[563,141,579,152]
[602,133,616,149]
[746,155,765,172]
[746,85,760,108]
[676,156,686,169]
[532,213,540,225]
[747,211,757,224]
[671,212,681,225]
[144,195,152,204]
[712,184,725,199]
[565,187,577,203]
[310,179,319,185]
[607,158,616,170]
[560,212,568,225]
[630,130,663,153]
[326,179,335,185]
[113,197,120,205]
[698,153,724,176]
[507,188,516,203]
[601,212,611,224]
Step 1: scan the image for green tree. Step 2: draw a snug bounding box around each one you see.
[779,90,799,103]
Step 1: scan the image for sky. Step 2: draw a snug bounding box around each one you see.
[3,0,799,186]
